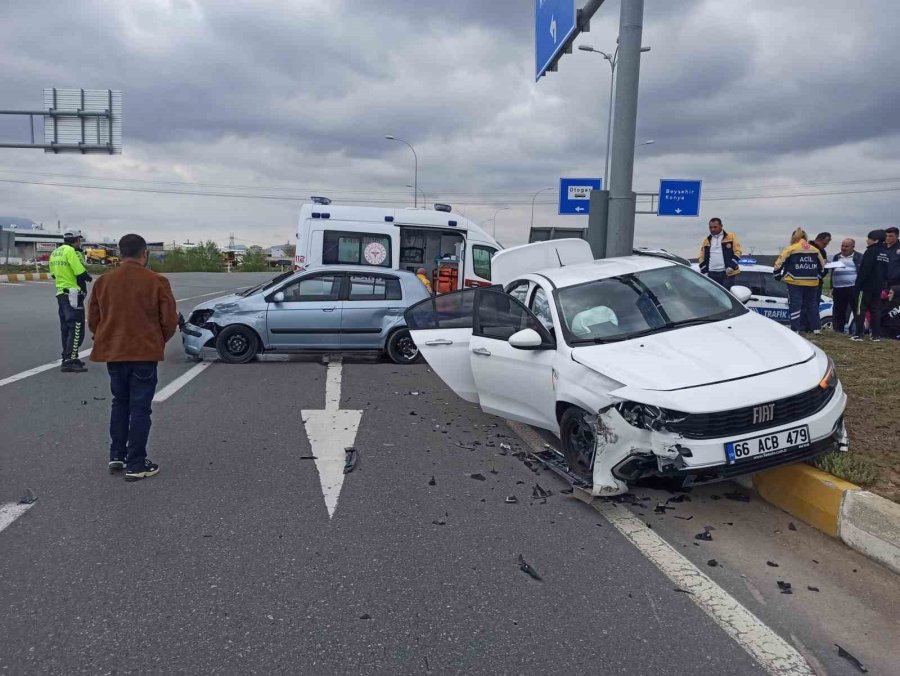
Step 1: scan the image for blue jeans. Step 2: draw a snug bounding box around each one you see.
[788,285,820,332]
[107,362,158,470]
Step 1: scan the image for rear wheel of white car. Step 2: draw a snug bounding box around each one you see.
[561,407,596,480]
[215,325,258,364]
[386,329,421,365]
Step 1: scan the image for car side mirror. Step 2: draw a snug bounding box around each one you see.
[272,292,285,303]
[730,285,752,303]
[508,328,547,349]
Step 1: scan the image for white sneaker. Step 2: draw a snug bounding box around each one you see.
[813,330,822,335]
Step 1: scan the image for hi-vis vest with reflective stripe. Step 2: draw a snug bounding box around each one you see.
[773,240,825,287]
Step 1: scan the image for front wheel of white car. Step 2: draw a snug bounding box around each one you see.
[560,407,596,480]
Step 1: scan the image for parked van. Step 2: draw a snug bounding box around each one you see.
[295,199,502,292]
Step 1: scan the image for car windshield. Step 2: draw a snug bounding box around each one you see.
[239,271,294,297]
[558,264,746,344]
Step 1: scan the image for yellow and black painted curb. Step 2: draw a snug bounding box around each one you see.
[752,463,900,574]
[0,272,52,283]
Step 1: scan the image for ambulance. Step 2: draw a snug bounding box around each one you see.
[294,198,502,293]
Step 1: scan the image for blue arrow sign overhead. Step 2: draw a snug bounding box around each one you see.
[535,0,577,81]
[658,179,702,217]
[559,177,602,215]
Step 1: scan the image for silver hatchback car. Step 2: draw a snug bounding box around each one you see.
[180,267,431,364]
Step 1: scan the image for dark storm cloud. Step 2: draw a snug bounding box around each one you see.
[1,0,899,252]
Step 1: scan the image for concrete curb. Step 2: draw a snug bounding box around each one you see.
[0,272,51,283]
[751,464,900,574]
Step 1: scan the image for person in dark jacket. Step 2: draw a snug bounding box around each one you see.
[852,230,890,342]
[812,232,831,299]
[884,226,900,287]
[698,218,742,289]
[830,238,862,333]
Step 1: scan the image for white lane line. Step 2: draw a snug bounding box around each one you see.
[0,348,92,389]
[0,502,35,534]
[152,362,213,403]
[595,502,812,675]
[506,421,812,676]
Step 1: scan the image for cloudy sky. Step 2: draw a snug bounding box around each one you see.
[1,0,898,256]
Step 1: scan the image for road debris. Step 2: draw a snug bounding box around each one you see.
[666,494,692,504]
[517,554,542,581]
[788,522,797,531]
[707,559,719,567]
[723,491,751,502]
[807,586,820,592]
[673,587,693,594]
[674,515,694,521]
[432,519,446,526]
[654,503,674,514]
[505,496,518,504]
[299,455,317,460]
[835,645,868,672]
[359,613,372,620]
[343,447,358,474]
[766,561,780,568]
[19,488,37,505]
[532,483,552,500]
[695,528,714,541]
[428,476,436,486]
[468,473,486,481]
[776,581,793,594]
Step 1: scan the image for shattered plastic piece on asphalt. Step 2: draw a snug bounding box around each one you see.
[517,554,542,581]
[835,645,868,672]
[532,484,552,499]
[695,529,714,541]
[505,496,518,504]
[428,476,436,486]
[807,586,820,592]
[299,456,317,460]
[766,561,780,568]
[499,443,512,452]
[468,473,486,481]
[343,447,358,474]
[674,515,694,521]
[432,519,446,526]
[723,491,751,502]
[19,488,37,505]
[707,559,719,567]
[560,487,574,494]
[92,396,106,401]
[776,581,793,594]
[359,613,372,620]
[666,494,692,504]
[654,503,674,514]
[788,522,797,531]
[673,588,693,594]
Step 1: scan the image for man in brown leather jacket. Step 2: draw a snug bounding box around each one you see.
[88,234,178,481]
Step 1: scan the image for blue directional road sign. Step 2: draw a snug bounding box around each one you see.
[535,0,577,81]
[658,179,703,217]
[558,177,602,215]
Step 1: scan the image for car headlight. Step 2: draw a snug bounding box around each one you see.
[819,357,838,390]
[189,309,214,326]
[614,402,686,431]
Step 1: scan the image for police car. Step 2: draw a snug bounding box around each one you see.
[701,257,834,329]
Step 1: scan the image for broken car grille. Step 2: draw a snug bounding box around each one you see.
[667,386,835,440]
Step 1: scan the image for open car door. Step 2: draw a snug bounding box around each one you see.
[405,289,479,404]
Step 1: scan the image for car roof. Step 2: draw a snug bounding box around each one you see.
[300,265,419,279]
[530,256,675,288]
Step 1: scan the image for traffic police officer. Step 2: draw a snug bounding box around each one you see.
[49,230,92,372]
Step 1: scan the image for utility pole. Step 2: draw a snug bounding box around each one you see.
[605,0,644,257]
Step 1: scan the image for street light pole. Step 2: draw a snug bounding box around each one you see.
[406,183,427,207]
[491,207,510,239]
[530,187,555,230]
[386,135,418,208]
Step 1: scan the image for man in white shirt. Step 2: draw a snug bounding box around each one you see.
[829,238,861,333]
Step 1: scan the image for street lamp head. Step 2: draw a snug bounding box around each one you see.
[578,44,594,52]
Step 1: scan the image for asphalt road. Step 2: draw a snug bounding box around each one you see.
[1,273,898,674]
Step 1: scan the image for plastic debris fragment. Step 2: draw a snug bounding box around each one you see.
[505,496,518,504]
[707,559,719,567]
[19,488,37,505]
[517,554,542,581]
[468,473,486,481]
[835,645,867,672]
[428,476,436,486]
[343,447,358,474]
[766,561,779,568]
[695,529,713,541]
[776,581,793,594]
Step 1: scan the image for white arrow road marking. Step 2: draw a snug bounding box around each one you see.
[301,358,362,519]
[0,502,35,535]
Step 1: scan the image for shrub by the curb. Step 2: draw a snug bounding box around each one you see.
[812,452,879,486]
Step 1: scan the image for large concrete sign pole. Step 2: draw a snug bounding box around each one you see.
[605,0,643,257]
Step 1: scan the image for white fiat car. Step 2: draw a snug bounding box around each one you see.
[405,240,848,496]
